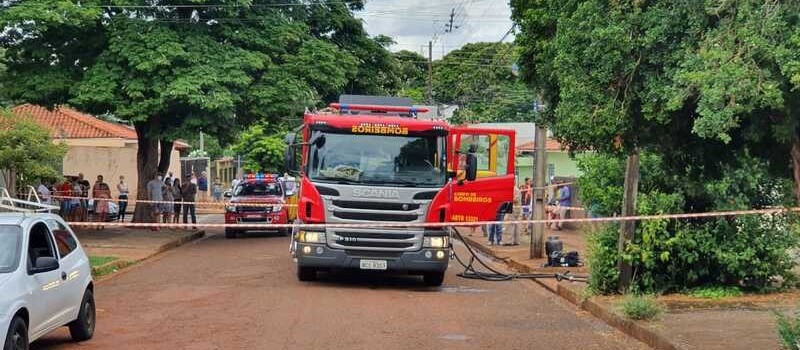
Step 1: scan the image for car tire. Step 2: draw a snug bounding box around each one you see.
[3,316,28,350]
[297,266,317,281]
[224,229,237,239]
[279,228,290,237]
[423,271,445,287]
[68,289,96,342]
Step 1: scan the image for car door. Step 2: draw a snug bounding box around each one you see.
[448,127,516,223]
[47,218,86,324]
[25,221,64,338]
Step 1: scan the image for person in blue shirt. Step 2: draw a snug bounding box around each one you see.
[554,181,571,230]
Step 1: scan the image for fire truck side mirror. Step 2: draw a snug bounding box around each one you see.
[284,146,296,174]
[465,153,478,182]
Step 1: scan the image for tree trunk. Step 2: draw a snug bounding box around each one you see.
[617,148,640,292]
[792,136,800,205]
[133,122,159,223]
[158,139,174,175]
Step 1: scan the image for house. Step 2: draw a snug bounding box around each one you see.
[515,139,581,183]
[12,104,187,201]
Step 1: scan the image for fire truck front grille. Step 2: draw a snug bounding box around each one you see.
[333,211,417,222]
[336,231,415,240]
[332,200,420,211]
[336,241,414,249]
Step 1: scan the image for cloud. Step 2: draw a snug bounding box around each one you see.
[355,0,514,59]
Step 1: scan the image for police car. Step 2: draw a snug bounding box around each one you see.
[224,174,289,238]
[0,212,95,350]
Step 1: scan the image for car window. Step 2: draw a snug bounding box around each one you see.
[0,225,22,273]
[47,219,78,258]
[28,222,57,269]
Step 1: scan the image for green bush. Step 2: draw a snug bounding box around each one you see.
[618,294,664,321]
[776,311,800,350]
[581,152,799,295]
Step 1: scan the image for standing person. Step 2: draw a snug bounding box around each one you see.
[488,210,505,246]
[56,177,72,216]
[212,179,222,202]
[146,173,165,231]
[92,175,111,229]
[197,171,209,203]
[181,176,198,227]
[77,173,91,222]
[166,171,174,186]
[69,178,82,222]
[36,180,52,205]
[505,184,522,246]
[172,178,183,223]
[117,175,129,222]
[161,178,175,225]
[555,181,572,230]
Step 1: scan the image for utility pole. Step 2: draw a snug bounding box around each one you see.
[530,123,547,259]
[427,40,433,104]
[199,131,205,153]
[617,148,640,291]
[445,8,456,33]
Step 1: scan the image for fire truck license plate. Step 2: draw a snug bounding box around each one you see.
[359,259,387,270]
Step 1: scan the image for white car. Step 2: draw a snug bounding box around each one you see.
[0,213,95,350]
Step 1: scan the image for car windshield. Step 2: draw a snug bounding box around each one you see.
[308,131,446,187]
[0,225,22,273]
[234,182,283,197]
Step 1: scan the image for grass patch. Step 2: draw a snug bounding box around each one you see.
[89,256,118,267]
[618,294,664,321]
[776,310,800,350]
[688,286,744,299]
[91,260,134,278]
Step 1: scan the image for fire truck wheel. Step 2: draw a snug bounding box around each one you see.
[297,266,317,281]
[224,229,238,239]
[423,272,445,287]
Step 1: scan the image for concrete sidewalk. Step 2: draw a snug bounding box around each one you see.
[460,224,799,350]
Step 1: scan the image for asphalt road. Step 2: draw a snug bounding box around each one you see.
[33,229,649,350]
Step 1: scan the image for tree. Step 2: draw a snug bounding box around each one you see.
[431,42,535,124]
[0,111,67,196]
[0,0,396,221]
[392,50,427,103]
[231,123,287,174]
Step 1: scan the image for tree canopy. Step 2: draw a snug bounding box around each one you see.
[0,111,67,195]
[431,42,535,124]
[0,0,397,220]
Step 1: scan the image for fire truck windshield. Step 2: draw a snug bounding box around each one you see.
[308,131,446,187]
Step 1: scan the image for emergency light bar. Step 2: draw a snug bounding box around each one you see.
[329,103,429,114]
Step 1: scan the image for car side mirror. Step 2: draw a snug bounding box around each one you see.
[465,153,478,182]
[29,256,59,275]
[223,190,232,199]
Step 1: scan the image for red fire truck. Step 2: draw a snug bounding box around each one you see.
[285,96,515,286]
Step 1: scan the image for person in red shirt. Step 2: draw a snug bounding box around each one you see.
[56,177,73,218]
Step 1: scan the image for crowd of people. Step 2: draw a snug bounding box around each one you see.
[485,178,573,246]
[33,170,229,229]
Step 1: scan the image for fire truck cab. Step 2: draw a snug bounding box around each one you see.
[285,96,515,286]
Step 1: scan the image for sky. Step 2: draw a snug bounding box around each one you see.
[355,0,515,60]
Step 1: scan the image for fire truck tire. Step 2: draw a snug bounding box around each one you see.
[224,229,238,239]
[423,272,445,287]
[297,266,317,281]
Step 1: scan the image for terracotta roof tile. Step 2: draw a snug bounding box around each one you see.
[12,104,137,139]
[516,139,565,152]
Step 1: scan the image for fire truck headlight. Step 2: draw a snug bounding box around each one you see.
[423,236,449,248]
[297,230,326,243]
[225,205,237,212]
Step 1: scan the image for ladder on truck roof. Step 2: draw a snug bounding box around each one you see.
[0,186,59,213]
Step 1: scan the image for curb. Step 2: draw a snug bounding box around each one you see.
[460,234,682,350]
[92,230,205,283]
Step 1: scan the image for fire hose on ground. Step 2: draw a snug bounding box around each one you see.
[449,227,588,283]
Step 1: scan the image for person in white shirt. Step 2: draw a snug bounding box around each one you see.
[36,182,52,205]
